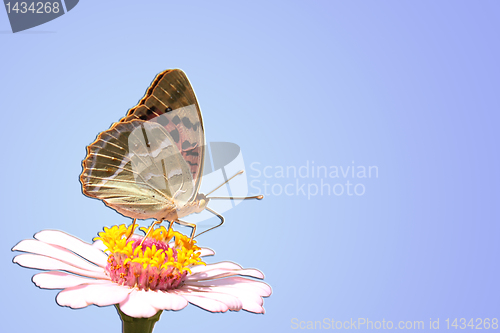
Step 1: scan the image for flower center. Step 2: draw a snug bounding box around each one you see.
[95,224,205,291]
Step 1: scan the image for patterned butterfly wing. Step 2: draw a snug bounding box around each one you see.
[80,69,205,220]
[121,69,205,196]
[80,120,195,220]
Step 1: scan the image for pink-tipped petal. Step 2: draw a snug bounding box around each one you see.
[187,276,272,297]
[13,240,103,273]
[177,290,242,311]
[187,284,263,305]
[34,230,108,268]
[33,271,110,289]
[147,290,189,311]
[57,282,130,308]
[183,285,265,313]
[187,268,264,281]
[119,290,162,318]
[13,254,108,279]
[190,261,242,274]
[123,289,189,313]
[180,293,230,312]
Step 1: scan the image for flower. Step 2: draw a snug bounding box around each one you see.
[12,224,272,318]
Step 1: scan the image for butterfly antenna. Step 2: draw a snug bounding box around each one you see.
[208,195,264,200]
[194,207,224,238]
[205,170,244,196]
[205,170,264,200]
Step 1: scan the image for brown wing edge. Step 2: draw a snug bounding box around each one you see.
[80,118,141,200]
[120,69,173,122]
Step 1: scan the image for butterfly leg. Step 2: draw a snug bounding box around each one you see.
[126,219,137,240]
[193,207,224,238]
[140,220,163,246]
[175,219,197,241]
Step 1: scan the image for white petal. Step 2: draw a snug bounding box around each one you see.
[118,290,161,318]
[179,293,229,312]
[146,290,189,311]
[13,254,108,279]
[187,268,264,281]
[34,230,108,268]
[33,271,110,289]
[13,240,103,273]
[190,261,242,274]
[177,290,242,311]
[92,240,107,251]
[197,247,215,257]
[186,277,272,297]
[185,284,263,305]
[57,282,131,308]
[118,289,188,317]
[182,284,264,313]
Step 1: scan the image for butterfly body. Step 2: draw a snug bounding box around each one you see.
[98,191,208,222]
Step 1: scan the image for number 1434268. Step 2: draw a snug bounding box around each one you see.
[445,318,498,330]
[5,2,60,14]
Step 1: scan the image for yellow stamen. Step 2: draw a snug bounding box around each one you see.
[95,223,205,272]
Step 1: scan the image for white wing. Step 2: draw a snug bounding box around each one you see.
[81,119,194,220]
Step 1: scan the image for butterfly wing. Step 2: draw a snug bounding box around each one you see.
[80,120,195,220]
[80,69,205,220]
[121,69,205,196]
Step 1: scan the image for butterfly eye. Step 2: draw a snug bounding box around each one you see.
[199,198,206,208]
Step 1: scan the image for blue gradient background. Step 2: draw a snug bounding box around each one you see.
[1,1,499,332]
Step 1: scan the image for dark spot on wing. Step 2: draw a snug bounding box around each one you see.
[184,149,199,157]
[139,115,148,120]
[182,140,193,150]
[172,116,181,125]
[182,117,193,129]
[192,124,198,131]
[157,116,170,126]
[170,128,180,142]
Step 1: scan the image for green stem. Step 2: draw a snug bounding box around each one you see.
[115,305,163,333]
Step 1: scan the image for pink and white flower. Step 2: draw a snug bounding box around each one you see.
[12,226,271,318]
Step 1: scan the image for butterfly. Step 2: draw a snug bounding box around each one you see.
[80,69,261,238]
